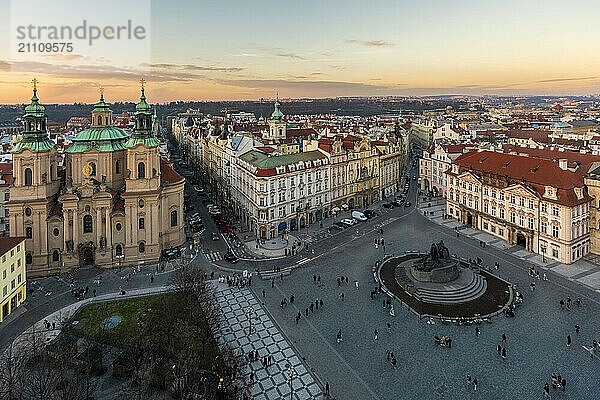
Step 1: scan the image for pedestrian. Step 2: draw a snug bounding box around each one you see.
[501,347,506,359]
[575,324,580,334]
[305,307,309,317]
[93,289,96,297]
[320,299,323,308]
[473,377,478,391]
[337,329,343,343]
[466,374,471,387]
[310,303,314,313]
[325,382,330,396]
[271,279,274,288]
[262,289,266,298]
[544,382,550,399]
[386,322,391,333]
[475,326,480,336]
[337,277,341,287]
[355,280,359,289]
[374,329,378,340]
[561,378,566,392]
[543,272,548,281]
[290,294,294,303]
[386,349,391,361]
[315,299,319,310]
[318,275,321,283]
[560,299,564,309]
[314,275,317,283]
[497,344,502,356]
[567,334,571,347]
[447,337,452,348]
[502,333,506,343]
[150,274,154,284]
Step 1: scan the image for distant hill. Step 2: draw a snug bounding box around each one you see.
[0,98,469,124]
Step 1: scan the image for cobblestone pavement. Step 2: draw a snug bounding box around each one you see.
[213,283,323,400]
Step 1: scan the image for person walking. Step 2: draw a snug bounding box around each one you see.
[386,322,392,333]
[473,377,478,391]
[355,280,359,289]
[475,326,480,337]
[575,324,580,335]
[561,378,566,392]
[501,347,507,359]
[497,344,502,356]
[447,337,452,348]
[337,329,343,343]
[544,382,551,399]
[374,329,379,340]
[502,333,506,343]
[325,382,330,396]
[466,374,472,387]
[567,334,571,347]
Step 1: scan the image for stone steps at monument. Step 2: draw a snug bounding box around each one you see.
[414,272,478,295]
[415,274,487,304]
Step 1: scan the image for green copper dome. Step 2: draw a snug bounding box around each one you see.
[271,99,283,121]
[24,89,45,117]
[66,126,129,153]
[135,88,151,113]
[92,93,111,113]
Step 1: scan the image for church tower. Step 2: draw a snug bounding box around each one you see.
[266,95,287,140]
[123,79,163,262]
[8,79,60,276]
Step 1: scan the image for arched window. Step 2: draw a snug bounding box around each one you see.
[89,162,96,176]
[83,215,93,233]
[26,227,32,239]
[171,210,178,227]
[97,116,102,125]
[115,244,123,257]
[115,160,121,174]
[138,217,145,230]
[24,168,33,186]
[138,241,145,253]
[26,253,32,265]
[52,250,59,262]
[137,162,145,179]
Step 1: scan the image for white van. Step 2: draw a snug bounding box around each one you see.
[352,211,367,221]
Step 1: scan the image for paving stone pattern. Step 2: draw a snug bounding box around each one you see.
[213,283,323,400]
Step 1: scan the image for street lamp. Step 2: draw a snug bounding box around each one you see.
[285,363,296,400]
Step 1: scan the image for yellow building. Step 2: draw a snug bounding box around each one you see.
[0,237,26,323]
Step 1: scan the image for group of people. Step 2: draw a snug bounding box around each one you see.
[545,372,567,396]
[280,294,294,308]
[559,295,580,311]
[219,272,252,287]
[434,335,452,348]
[385,350,398,368]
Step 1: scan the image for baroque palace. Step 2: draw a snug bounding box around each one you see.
[8,81,185,277]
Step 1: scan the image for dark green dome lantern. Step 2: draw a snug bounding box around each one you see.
[125,78,160,148]
[11,78,55,152]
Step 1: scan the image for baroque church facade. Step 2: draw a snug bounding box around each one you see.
[8,83,186,277]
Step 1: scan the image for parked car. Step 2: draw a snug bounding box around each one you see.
[391,200,402,207]
[224,251,239,263]
[363,209,377,218]
[211,232,220,241]
[404,202,412,207]
[351,211,367,221]
[334,221,347,229]
[340,218,356,226]
[162,248,181,261]
[328,224,343,233]
[383,203,394,209]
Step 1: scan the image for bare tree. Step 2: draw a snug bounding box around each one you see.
[0,342,27,400]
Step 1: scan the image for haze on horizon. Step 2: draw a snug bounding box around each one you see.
[1,0,600,104]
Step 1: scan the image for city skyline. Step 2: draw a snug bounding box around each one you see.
[2,0,600,103]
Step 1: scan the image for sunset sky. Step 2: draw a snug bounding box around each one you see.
[1,0,600,103]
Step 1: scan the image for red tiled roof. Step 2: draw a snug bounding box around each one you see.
[0,237,26,258]
[502,145,600,175]
[0,163,12,186]
[161,159,184,186]
[286,128,317,138]
[508,129,549,143]
[449,150,590,206]
[443,144,466,154]
[255,146,276,153]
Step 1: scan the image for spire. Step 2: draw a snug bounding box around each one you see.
[12,79,54,153]
[271,93,284,121]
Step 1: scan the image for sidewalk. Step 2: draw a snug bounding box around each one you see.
[417,198,600,293]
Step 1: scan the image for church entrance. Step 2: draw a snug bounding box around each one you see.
[466,213,473,227]
[82,248,94,266]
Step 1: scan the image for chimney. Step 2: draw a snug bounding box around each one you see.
[558,159,568,170]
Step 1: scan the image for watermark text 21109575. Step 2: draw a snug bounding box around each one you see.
[18,43,73,53]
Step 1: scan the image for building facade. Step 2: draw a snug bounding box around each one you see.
[8,84,185,277]
[446,150,591,264]
[0,237,26,324]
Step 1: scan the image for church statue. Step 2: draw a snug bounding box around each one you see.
[66,240,74,252]
[100,236,106,249]
[414,240,453,271]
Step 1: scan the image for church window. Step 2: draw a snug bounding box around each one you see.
[116,160,121,174]
[137,162,146,179]
[138,199,145,208]
[98,116,102,125]
[25,208,32,217]
[115,244,123,256]
[52,250,59,262]
[171,210,178,227]
[24,168,33,186]
[115,222,122,231]
[138,241,145,253]
[26,253,32,265]
[26,227,32,239]
[89,162,96,176]
[138,217,145,229]
[53,228,60,237]
[83,215,93,233]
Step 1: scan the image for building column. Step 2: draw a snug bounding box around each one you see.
[63,210,68,250]
[131,205,137,246]
[73,209,79,246]
[96,207,102,246]
[105,207,111,248]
